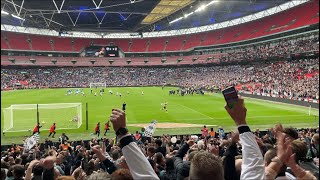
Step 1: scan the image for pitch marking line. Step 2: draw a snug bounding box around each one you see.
[171,103,215,120]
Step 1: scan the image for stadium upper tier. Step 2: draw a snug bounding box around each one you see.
[1,36,319,67]
[1,0,319,53]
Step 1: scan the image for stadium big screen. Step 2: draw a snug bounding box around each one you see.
[105,46,119,57]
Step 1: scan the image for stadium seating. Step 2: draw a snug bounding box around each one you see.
[4,32,30,50]
[130,38,148,52]
[1,34,9,49]
[52,37,73,52]
[1,0,318,53]
[29,35,52,51]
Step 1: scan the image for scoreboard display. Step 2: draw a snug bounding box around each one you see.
[105,46,119,57]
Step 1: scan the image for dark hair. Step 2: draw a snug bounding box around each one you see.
[165,158,175,170]
[32,164,43,176]
[283,127,298,139]
[155,139,162,147]
[13,165,25,179]
[111,150,120,161]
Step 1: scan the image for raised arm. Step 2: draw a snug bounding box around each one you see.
[225,98,266,180]
[110,109,159,180]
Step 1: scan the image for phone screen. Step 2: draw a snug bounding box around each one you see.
[222,87,238,109]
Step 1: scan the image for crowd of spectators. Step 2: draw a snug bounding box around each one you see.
[222,37,319,62]
[1,58,319,100]
[1,99,319,180]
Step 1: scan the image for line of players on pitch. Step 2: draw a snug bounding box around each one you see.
[66,88,145,97]
[31,102,128,137]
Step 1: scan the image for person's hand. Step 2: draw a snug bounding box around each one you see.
[276,132,293,163]
[255,137,265,148]
[91,145,102,154]
[209,145,219,156]
[285,153,296,168]
[91,145,106,162]
[274,123,284,134]
[224,98,247,126]
[187,139,194,146]
[110,109,126,132]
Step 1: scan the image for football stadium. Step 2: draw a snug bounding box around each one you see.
[1,0,319,179]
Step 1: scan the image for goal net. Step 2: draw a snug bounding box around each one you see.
[90,82,106,88]
[3,103,82,132]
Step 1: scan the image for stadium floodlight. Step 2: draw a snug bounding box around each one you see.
[208,0,219,6]
[1,10,9,15]
[12,14,25,21]
[169,17,183,24]
[184,12,194,18]
[195,5,206,12]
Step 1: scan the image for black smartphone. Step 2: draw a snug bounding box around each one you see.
[222,86,238,109]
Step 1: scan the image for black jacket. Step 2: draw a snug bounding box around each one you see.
[174,143,190,180]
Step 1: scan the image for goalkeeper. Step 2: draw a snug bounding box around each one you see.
[32,123,42,135]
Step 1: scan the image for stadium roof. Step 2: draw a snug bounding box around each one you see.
[1,0,294,33]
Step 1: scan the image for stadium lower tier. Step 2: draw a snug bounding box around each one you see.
[1,58,319,100]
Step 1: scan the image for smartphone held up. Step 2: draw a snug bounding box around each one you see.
[222,86,239,109]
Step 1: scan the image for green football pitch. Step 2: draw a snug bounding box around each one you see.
[1,87,319,145]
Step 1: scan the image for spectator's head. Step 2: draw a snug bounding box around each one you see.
[165,158,175,171]
[291,140,308,162]
[135,131,139,134]
[283,127,298,140]
[111,150,120,161]
[211,128,214,131]
[187,150,198,161]
[32,164,43,176]
[147,146,155,157]
[12,164,24,180]
[312,134,319,145]
[110,169,133,180]
[87,172,111,180]
[1,168,6,180]
[155,152,165,165]
[1,160,10,169]
[155,139,162,148]
[189,151,223,180]
[14,158,22,165]
[204,125,206,128]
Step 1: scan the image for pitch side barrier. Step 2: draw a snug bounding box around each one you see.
[238,93,319,109]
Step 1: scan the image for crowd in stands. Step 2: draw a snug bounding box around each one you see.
[1,99,319,180]
[1,58,319,100]
[221,37,319,62]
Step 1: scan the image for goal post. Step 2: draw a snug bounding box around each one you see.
[90,82,106,89]
[2,103,82,133]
